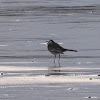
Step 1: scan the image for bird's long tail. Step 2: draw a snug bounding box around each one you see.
[64,49,78,52]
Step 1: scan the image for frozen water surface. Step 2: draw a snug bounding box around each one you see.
[0,0,100,100]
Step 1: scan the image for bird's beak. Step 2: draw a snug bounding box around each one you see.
[46,41,49,45]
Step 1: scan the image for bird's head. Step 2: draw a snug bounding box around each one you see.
[46,40,54,45]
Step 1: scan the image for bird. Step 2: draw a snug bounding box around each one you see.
[46,40,77,62]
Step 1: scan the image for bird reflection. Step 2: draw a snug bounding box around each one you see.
[46,61,63,76]
[54,60,60,68]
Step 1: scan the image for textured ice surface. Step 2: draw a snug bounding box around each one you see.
[0,0,100,100]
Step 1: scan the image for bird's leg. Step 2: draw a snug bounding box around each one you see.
[54,55,56,62]
[58,54,61,71]
[58,54,60,62]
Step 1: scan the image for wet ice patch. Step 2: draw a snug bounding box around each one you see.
[50,34,56,36]
[0,66,47,71]
[0,72,100,85]
[40,43,47,45]
[58,43,63,45]
[27,41,32,43]
[16,19,21,22]
[0,45,8,47]
[8,29,12,31]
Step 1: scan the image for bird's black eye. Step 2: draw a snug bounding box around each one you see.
[49,41,52,44]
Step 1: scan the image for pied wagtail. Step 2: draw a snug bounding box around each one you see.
[46,40,77,62]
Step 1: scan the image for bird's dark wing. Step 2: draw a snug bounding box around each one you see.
[52,42,66,53]
[52,42,77,53]
[53,41,78,52]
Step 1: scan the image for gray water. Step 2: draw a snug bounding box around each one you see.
[0,0,100,100]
